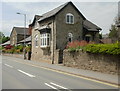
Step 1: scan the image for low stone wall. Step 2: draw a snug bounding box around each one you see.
[63,50,120,75]
[2,53,24,59]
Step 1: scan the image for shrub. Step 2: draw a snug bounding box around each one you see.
[67,40,88,49]
[25,45,31,52]
[66,40,90,52]
[17,45,24,52]
[4,44,13,49]
[15,49,21,53]
[85,42,120,55]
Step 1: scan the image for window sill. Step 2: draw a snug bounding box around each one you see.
[35,46,39,48]
[40,46,50,48]
[66,23,74,25]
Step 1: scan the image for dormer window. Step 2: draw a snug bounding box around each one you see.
[66,13,74,24]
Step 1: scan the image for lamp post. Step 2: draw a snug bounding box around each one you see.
[16,12,26,46]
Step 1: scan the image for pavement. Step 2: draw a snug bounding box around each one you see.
[2,55,119,85]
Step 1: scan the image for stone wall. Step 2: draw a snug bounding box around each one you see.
[63,50,120,75]
[2,53,24,59]
[55,3,84,50]
[31,18,54,64]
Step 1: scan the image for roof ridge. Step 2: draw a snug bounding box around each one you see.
[14,27,28,29]
[38,2,71,21]
[41,2,69,16]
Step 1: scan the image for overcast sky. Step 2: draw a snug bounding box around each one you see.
[1,0,119,36]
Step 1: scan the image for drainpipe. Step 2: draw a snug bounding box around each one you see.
[52,18,55,64]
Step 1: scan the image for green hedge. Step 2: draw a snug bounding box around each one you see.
[85,42,120,55]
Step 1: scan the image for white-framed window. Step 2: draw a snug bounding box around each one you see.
[66,13,74,24]
[68,33,73,42]
[34,34,38,47]
[40,33,50,47]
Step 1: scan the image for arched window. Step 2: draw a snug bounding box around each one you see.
[68,33,73,42]
[66,13,74,24]
[34,34,38,47]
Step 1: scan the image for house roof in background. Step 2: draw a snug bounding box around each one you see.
[18,36,31,43]
[1,40,10,46]
[83,20,102,31]
[13,27,29,35]
[117,23,120,27]
[38,1,86,22]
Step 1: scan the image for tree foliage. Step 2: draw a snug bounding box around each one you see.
[85,42,120,55]
[109,24,118,38]
[0,32,10,44]
[109,16,119,41]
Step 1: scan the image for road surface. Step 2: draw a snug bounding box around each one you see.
[2,55,119,90]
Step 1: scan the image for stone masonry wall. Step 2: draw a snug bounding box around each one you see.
[2,53,24,59]
[63,50,119,75]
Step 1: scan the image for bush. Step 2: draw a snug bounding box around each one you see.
[66,40,88,49]
[2,45,24,54]
[17,45,24,52]
[25,45,31,52]
[4,44,13,49]
[85,42,120,55]
[66,40,93,52]
[66,40,120,55]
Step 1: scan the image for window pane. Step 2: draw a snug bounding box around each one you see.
[45,38,46,45]
[36,41,38,46]
[41,39,42,45]
[67,15,69,23]
[47,34,49,37]
[43,38,44,46]
[47,38,49,45]
[71,16,73,23]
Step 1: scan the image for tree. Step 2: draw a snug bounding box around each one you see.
[0,32,10,44]
[2,36,10,43]
[0,32,5,38]
[0,32,5,44]
[109,16,120,42]
[109,24,118,38]
[99,33,102,39]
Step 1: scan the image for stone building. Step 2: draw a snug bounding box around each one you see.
[30,2,102,64]
[10,27,30,46]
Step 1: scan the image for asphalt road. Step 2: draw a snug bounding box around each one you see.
[2,55,119,90]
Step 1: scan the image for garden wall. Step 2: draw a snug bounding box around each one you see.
[63,50,120,75]
[2,53,24,59]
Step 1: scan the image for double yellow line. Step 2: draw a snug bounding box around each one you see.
[12,59,119,88]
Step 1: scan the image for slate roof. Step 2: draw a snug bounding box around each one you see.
[117,23,120,27]
[38,1,86,22]
[30,2,101,31]
[83,20,102,31]
[13,27,29,35]
[1,40,10,46]
[18,36,31,43]
[29,15,42,26]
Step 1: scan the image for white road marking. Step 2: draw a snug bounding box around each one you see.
[50,82,68,89]
[4,64,13,68]
[17,69,35,78]
[45,83,57,89]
